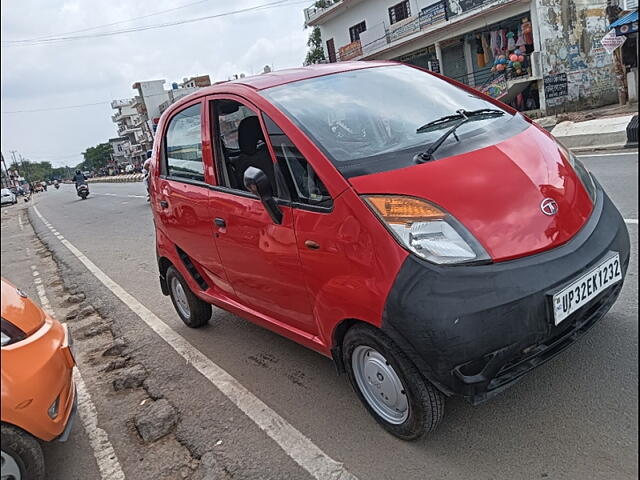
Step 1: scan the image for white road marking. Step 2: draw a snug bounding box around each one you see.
[127,195,146,199]
[17,214,24,231]
[32,206,357,480]
[30,262,126,480]
[577,151,638,158]
[625,219,638,225]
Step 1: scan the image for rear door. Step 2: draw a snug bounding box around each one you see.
[206,94,317,336]
[155,99,229,290]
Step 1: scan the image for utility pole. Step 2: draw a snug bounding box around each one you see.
[606,0,627,105]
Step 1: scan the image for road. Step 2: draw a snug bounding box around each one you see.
[4,150,638,480]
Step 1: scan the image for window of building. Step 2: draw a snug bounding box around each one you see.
[164,103,204,182]
[262,114,332,209]
[349,21,367,42]
[389,1,411,24]
[212,99,276,193]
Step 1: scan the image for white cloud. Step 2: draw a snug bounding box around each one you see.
[1,0,311,166]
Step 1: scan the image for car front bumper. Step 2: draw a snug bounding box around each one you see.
[382,184,630,405]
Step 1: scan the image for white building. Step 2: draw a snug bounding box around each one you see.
[305,0,621,113]
[110,98,152,165]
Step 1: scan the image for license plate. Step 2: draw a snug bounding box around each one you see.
[552,252,622,325]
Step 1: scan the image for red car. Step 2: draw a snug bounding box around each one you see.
[150,61,630,440]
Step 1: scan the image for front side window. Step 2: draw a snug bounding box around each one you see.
[261,65,527,178]
[165,103,204,182]
[349,21,366,42]
[262,114,332,209]
[389,0,411,24]
[212,99,276,193]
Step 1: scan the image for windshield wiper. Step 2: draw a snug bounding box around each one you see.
[414,109,505,163]
[415,108,505,134]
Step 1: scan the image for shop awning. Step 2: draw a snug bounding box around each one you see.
[610,10,638,36]
[610,11,638,28]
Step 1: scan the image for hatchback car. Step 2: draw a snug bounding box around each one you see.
[1,188,17,206]
[1,278,76,479]
[150,61,630,440]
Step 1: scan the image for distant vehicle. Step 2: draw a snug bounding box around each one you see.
[1,188,17,205]
[81,171,91,178]
[125,164,135,174]
[1,278,76,480]
[150,61,630,440]
[33,184,44,193]
[77,184,89,200]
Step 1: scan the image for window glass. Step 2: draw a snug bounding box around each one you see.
[165,104,204,182]
[263,115,332,208]
[349,21,367,42]
[213,99,276,192]
[389,1,411,24]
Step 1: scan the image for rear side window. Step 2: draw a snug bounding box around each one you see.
[165,104,204,182]
[263,114,332,209]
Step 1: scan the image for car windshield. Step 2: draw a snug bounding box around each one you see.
[261,65,529,177]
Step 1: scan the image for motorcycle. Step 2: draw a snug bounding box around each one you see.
[77,184,89,200]
[54,183,60,190]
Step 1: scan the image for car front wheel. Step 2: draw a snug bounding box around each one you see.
[343,324,444,440]
[1,423,45,480]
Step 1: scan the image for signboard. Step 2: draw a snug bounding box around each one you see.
[427,59,440,74]
[446,0,491,17]
[419,1,448,28]
[338,40,362,61]
[480,75,508,99]
[544,73,568,99]
[615,20,638,36]
[387,17,420,43]
[600,29,626,54]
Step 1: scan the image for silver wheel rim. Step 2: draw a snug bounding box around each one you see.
[1,450,22,480]
[170,276,190,319]
[352,346,409,424]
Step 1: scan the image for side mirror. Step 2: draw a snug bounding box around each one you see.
[243,167,283,224]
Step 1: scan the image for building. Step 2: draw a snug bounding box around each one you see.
[110,98,151,165]
[108,137,132,170]
[305,0,626,114]
[180,75,212,88]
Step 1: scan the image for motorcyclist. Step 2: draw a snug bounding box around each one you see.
[143,150,152,202]
[73,170,87,191]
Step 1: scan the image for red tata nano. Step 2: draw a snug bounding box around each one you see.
[150,61,630,439]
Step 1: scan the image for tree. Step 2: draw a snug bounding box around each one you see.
[304,26,325,66]
[81,143,113,172]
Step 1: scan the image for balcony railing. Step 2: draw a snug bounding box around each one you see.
[304,0,342,24]
[338,40,362,61]
[110,99,131,109]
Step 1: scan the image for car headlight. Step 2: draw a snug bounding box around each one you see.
[1,317,27,347]
[364,195,491,265]
[557,143,597,203]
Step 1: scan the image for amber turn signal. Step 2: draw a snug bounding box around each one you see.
[364,195,446,225]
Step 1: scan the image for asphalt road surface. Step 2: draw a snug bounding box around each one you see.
[10,151,640,479]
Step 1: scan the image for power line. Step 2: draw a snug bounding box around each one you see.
[30,0,214,41]
[1,0,303,47]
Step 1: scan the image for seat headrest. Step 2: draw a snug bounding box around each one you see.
[238,116,264,155]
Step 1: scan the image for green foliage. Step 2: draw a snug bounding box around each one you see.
[81,143,113,171]
[304,26,325,66]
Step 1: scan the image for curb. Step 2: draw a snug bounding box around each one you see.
[88,174,144,184]
[570,142,638,154]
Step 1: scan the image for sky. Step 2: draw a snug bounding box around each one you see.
[1,0,310,167]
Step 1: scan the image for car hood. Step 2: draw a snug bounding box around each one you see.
[349,125,594,262]
[1,278,45,335]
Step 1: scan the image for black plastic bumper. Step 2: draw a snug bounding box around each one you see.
[382,185,630,405]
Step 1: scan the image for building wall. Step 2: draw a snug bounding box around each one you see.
[137,80,169,121]
[535,0,617,110]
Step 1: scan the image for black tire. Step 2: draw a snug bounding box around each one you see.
[165,265,211,328]
[342,324,444,440]
[1,423,45,480]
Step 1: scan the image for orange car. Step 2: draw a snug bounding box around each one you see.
[1,278,76,480]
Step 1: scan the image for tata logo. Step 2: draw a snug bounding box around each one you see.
[540,198,559,216]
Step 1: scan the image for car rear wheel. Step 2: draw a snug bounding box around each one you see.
[166,265,211,328]
[1,424,45,480]
[342,324,444,440]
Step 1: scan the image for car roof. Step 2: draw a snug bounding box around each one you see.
[206,61,396,93]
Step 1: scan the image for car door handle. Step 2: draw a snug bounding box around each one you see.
[159,200,169,208]
[214,218,226,228]
[305,240,320,250]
